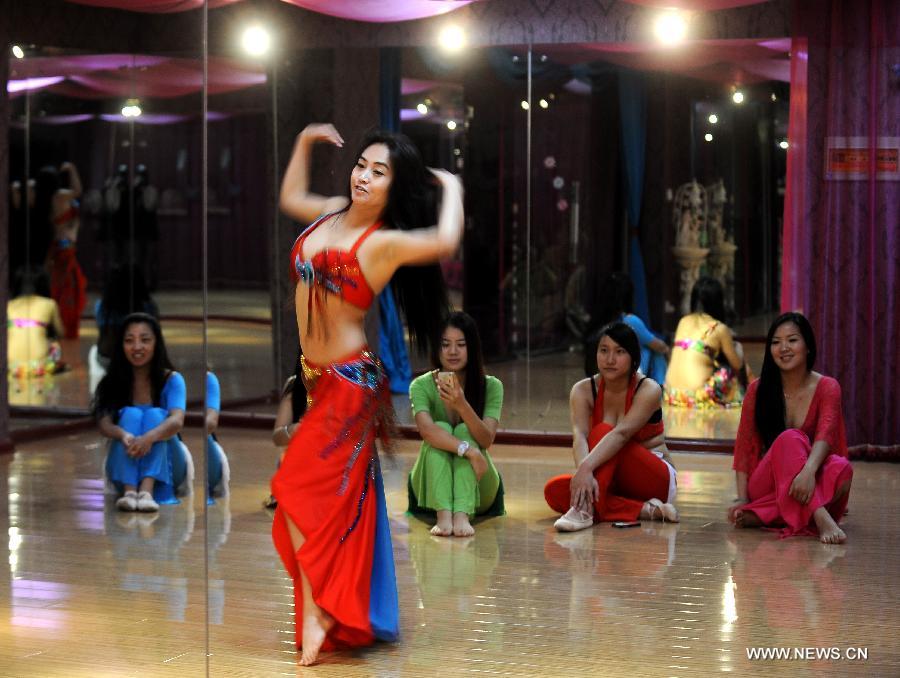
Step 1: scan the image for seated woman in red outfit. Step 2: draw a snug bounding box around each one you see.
[545,322,678,532]
[272,123,463,665]
[728,312,852,544]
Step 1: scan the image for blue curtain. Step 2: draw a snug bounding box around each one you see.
[617,68,651,323]
[379,284,412,393]
[377,48,412,392]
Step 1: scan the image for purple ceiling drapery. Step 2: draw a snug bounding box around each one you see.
[534,38,790,85]
[64,0,476,21]
[621,0,771,9]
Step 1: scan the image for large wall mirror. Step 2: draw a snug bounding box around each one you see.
[3,2,208,672]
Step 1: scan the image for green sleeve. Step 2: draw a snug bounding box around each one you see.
[409,372,437,417]
[483,376,504,422]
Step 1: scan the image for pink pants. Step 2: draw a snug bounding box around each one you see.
[743,429,852,538]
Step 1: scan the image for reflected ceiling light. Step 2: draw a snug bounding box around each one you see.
[520,100,530,110]
[121,99,142,118]
[242,25,271,57]
[704,133,714,142]
[438,25,466,53]
[708,113,718,124]
[779,140,789,149]
[771,93,778,101]
[539,98,549,109]
[653,10,688,46]
[12,45,25,59]
[732,90,745,104]
[446,120,457,130]
[416,103,428,115]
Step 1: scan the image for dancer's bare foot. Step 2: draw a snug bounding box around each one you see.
[734,508,763,528]
[452,512,475,537]
[430,510,453,537]
[813,507,847,544]
[299,608,334,666]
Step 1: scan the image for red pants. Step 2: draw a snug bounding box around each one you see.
[544,423,671,522]
[743,429,852,538]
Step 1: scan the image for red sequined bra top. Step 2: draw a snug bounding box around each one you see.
[290,211,383,324]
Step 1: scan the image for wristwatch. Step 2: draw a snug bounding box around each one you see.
[456,441,470,457]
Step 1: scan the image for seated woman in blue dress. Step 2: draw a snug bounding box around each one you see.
[206,370,230,502]
[94,313,191,512]
[584,272,669,384]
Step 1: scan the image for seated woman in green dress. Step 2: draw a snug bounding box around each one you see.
[408,311,504,537]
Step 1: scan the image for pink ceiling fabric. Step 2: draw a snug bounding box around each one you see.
[7,55,265,99]
[621,0,772,9]
[536,38,790,84]
[64,0,476,21]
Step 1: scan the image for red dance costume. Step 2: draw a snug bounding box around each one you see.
[545,375,675,522]
[733,377,852,538]
[271,211,399,652]
[47,205,87,339]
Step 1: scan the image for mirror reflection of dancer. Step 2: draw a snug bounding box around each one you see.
[272,123,463,665]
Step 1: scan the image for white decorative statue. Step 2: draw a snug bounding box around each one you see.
[671,179,709,315]
[705,178,737,315]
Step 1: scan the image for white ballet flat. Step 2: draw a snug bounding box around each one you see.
[554,507,595,532]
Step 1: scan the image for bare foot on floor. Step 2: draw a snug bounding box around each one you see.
[300,609,334,666]
[431,510,453,537]
[813,507,847,544]
[734,509,763,528]
[452,512,475,537]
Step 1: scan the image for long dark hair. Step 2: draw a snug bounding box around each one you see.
[431,311,487,418]
[595,272,634,327]
[282,349,308,422]
[93,313,175,419]
[29,166,59,264]
[349,129,450,356]
[596,321,642,377]
[690,276,726,323]
[754,312,817,449]
[11,266,51,299]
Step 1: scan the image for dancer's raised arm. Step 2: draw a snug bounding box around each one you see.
[279,124,349,224]
[371,168,463,272]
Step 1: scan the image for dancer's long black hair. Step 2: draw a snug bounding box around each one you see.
[595,272,634,328]
[93,313,175,420]
[345,129,450,356]
[690,276,726,323]
[431,311,487,418]
[754,312,817,450]
[282,349,308,422]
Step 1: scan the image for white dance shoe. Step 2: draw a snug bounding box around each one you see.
[554,507,594,532]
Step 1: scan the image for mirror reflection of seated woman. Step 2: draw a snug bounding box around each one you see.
[94,313,192,513]
[665,276,746,408]
[265,354,308,510]
[728,313,852,544]
[7,267,64,378]
[546,322,678,532]
[205,370,230,502]
[408,312,504,537]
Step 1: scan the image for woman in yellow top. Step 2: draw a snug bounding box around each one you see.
[665,276,745,408]
[7,268,64,378]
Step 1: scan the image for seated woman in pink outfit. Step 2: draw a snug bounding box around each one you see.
[727,312,852,544]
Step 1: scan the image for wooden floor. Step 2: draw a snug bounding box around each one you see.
[2,429,898,676]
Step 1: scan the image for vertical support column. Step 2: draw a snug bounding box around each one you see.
[0,15,14,451]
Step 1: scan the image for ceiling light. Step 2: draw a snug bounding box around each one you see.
[708,114,718,124]
[653,11,687,46]
[241,25,271,57]
[438,25,466,53]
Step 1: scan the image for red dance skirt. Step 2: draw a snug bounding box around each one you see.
[271,348,399,652]
[48,240,87,339]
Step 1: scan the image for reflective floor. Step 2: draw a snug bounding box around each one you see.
[2,429,898,676]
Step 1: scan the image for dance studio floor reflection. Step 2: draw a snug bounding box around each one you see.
[1,429,898,676]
